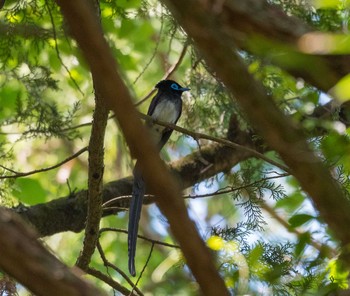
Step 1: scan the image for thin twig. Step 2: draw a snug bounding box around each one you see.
[186,173,290,199]
[99,227,180,249]
[134,43,189,107]
[0,146,88,179]
[96,240,143,296]
[164,42,189,79]
[86,267,137,296]
[0,114,115,136]
[130,243,155,296]
[103,174,290,212]
[102,195,132,208]
[138,113,291,173]
[102,194,154,209]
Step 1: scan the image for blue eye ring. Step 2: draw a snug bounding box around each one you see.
[170,83,179,90]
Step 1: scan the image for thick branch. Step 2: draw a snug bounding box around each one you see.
[162,0,350,265]
[187,0,350,91]
[15,140,250,236]
[76,94,109,269]
[0,208,106,296]
[76,0,109,272]
[55,0,228,294]
[13,100,349,237]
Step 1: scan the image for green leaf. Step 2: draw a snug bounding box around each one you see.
[12,178,47,205]
[275,192,305,212]
[289,214,315,228]
[321,133,350,171]
[248,244,264,272]
[330,73,350,101]
[295,232,311,257]
[314,0,343,9]
[0,80,22,119]
[328,259,350,289]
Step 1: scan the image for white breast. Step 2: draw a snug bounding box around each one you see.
[151,100,178,124]
[149,100,178,144]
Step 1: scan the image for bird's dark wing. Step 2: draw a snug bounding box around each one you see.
[147,91,162,116]
[128,162,144,277]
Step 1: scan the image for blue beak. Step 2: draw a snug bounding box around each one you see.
[180,87,190,92]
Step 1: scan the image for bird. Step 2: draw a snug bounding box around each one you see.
[128,79,190,276]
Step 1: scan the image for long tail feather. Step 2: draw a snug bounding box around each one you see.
[128,163,145,276]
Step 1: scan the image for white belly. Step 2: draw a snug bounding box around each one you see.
[152,100,178,123]
[149,100,178,144]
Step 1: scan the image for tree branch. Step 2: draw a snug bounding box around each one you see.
[134,43,189,107]
[15,139,249,237]
[76,94,109,269]
[96,240,143,296]
[12,98,347,237]
[0,208,106,296]
[55,0,228,294]
[138,112,290,173]
[162,0,350,266]
[75,0,109,271]
[0,147,88,179]
[86,267,136,296]
[100,228,180,249]
[189,0,350,92]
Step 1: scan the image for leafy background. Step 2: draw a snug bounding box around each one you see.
[1,0,350,295]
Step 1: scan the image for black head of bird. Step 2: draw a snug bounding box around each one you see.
[155,80,190,94]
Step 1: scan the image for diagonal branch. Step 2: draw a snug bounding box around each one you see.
[46,0,84,97]
[195,0,350,92]
[13,98,347,238]
[86,267,136,296]
[134,43,189,107]
[96,239,143,296]
[162,0,350,266]
[138,112,290,173]
[0,207,106,296]
[55,0,228,294]
[15,139,251,237]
